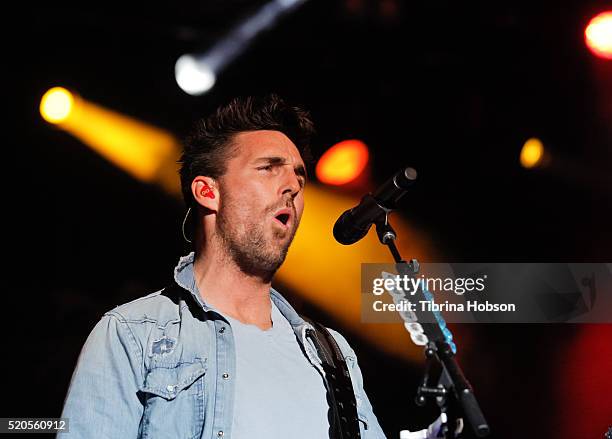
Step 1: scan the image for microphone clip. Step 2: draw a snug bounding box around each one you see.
[371,201,397,245]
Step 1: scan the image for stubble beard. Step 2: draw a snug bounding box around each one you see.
[215,196,298,280]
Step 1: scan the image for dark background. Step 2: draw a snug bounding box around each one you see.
[9,0,612,437]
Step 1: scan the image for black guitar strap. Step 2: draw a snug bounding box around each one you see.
[301,316,361,439]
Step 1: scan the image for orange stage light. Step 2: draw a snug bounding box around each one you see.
[316,139,369,185]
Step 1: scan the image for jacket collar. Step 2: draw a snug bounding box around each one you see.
[173,252,315,336]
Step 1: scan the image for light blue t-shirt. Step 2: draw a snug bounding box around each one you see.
[225,300,330,438]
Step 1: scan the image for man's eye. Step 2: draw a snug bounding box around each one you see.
[258,165,273,171]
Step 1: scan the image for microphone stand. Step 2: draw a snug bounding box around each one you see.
[367,196,490,438]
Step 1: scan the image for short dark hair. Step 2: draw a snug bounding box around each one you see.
[179,94,314,207]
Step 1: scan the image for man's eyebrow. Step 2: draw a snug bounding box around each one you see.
[253,156,286,166]
[253,156,308,179]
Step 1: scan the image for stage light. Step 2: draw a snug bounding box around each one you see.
[175,0,308,96]
[316,139,370,185]
[39,89,182,194]
[40,89,432,360]
[40,87,75,124]
[520,138,545,169]
[175,55,217,96]
[585,11,612,60]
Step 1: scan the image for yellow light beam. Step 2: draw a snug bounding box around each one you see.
[41,87,436,361]
[278,184,437,362]
[40,87,181,195]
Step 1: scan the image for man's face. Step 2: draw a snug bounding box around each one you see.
[215,130,306,277]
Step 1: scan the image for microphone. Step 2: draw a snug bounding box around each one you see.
[333,167,417,245]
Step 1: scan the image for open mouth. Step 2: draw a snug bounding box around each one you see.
[276,213,290,225]
[273,208,292,228]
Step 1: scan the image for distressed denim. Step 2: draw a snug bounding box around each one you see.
[60,253,387,439]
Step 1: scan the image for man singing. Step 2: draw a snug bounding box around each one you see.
[61,94,386,439]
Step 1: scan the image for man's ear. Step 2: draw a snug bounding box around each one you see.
[191,176,219,212]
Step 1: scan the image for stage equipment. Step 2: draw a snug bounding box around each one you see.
[333,167,490,438]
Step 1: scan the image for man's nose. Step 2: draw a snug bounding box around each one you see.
[280,168,301,198]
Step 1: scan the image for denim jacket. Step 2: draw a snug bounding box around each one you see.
[60,252,387,439]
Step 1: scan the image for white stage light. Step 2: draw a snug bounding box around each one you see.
[175,55,217,96]
[175,0,308,96]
